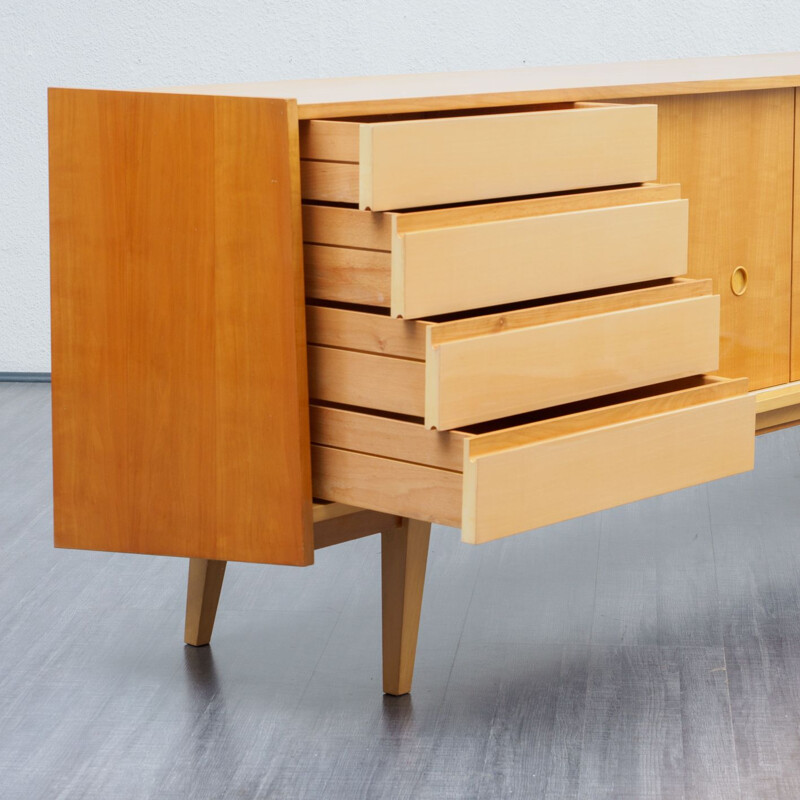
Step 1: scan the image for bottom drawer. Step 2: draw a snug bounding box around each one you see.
[311,376,755,544]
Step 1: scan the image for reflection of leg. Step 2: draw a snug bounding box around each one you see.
[381,519,432,696]
[184,558,227,646]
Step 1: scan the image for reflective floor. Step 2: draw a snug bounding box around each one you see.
[2,382,800,799]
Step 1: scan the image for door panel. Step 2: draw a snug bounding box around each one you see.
[49,90,314,565]
[627,90,794,390]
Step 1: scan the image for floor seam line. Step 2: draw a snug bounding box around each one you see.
[706,486,743,800]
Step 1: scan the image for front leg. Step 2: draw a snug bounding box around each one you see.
[381,519,432,696]
[184,558,227,646]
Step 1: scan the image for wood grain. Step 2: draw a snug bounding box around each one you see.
[310,377,747,470]
[184,558,227,646]
[307,345,426,417]
[306,304,429,361]
[462,394,755,544]
[590,490,722,648]
[306,279,709,360]
[311,444,462,526]
[395,182,683,235]
[754,380,800,434]
[426,295,720,430]
[754,381,800,413]
[310,378,755,541]
[313,508,402,550]
[303,202,393,250]
[308,288,721,430]
[49,89,313,565]
[156,51,800,119]
[302,183,681,251]
[183,505,404,646]
[578,645,740,799]
[299,160,358,204]
[304,243,392,307]
[303,188,689,318]
[427,278,711,348]
[394,199,688,318]
[628,89,794,390]
[303,103,657,210]
[465,377,747,456]
[299,119,359,161]
[310,403,466,471]
[311,501,372,523]
[381,519,431,696]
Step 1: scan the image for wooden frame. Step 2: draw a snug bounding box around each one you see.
[755,382,800,433]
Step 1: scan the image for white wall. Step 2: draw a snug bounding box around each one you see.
[3,0,800,371]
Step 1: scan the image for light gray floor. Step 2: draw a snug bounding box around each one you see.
[2,382,800,799]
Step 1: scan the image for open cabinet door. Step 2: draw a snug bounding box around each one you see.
[49,89,314,565]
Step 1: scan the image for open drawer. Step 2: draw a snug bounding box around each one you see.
[299,102,657,210]
[307,279,720,430]
[310,377,755,544]
[303,183,688,318]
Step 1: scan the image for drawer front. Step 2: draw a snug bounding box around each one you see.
[310,378,756,543]
[462,392,754,543]
[308,289,721,430]
[427,294,720,429]
[301,103,657,210]
[303,190,688,319]
[394,199,688,319]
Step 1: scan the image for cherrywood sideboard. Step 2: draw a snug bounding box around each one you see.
[48,52,800,695]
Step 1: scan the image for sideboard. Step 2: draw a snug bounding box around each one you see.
[48,52,800,695]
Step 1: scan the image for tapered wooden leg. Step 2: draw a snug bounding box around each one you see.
[381,519,431,696]
[184,558,227,646]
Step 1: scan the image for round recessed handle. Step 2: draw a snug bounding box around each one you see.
[731,266,748,296]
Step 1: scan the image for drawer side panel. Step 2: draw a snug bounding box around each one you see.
[312,445,462,526]
[308,345,426,417]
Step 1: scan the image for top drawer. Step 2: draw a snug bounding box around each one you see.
[300,102,658,211]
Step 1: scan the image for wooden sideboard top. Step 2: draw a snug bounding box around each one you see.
[148,51,800,118]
